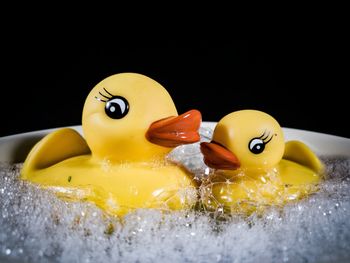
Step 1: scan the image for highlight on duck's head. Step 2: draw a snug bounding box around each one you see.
[200,110,285,170]
[82,73,201,162]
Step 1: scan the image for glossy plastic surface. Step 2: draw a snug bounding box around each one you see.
[18,73,201,216]
[200,110,326,214]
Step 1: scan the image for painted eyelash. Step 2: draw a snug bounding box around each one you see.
[95,88,114,103]
[258,130,273,144]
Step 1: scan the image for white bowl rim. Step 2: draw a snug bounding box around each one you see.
[0,122,349,163]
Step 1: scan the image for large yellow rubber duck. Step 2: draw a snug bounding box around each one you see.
[200,110,325,215]
[21,73,202,216]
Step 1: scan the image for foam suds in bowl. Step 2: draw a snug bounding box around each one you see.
[1,128,350,263]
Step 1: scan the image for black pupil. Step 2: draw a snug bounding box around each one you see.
[249,139,265,154]
[251,143,265,154]
[105,96,129,119]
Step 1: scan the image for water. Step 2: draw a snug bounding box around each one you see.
[1,128,350,263]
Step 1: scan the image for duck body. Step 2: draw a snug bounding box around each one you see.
[21,73,201,216]
[24,150,196,216]
[200,110,324,214]
[201,159,321,214]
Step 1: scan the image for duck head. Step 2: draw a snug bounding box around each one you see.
[200,110,285,171]
[82,73,201,163]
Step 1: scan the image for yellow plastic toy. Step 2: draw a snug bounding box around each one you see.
[21,73,202,216]
[200,110,325,215]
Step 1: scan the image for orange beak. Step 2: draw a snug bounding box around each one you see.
[200,141,240,170]
[146,109,202,148]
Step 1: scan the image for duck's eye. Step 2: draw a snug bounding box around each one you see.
[105,96,129,119]
[248,138,265,154]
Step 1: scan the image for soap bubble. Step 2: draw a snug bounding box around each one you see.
[1,128,350,263]
[167,127,214,182]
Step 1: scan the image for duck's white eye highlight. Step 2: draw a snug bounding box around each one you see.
[249,138,265,154]
[105,96,129,119]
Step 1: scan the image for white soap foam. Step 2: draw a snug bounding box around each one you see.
[1,128,350,263]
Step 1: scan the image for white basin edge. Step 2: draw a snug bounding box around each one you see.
[0,122,349,164]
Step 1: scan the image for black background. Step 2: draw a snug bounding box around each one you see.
[1,39,348,138]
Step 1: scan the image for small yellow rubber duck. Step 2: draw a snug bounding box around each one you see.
[200,110,325,215]
[21,73,202,216]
